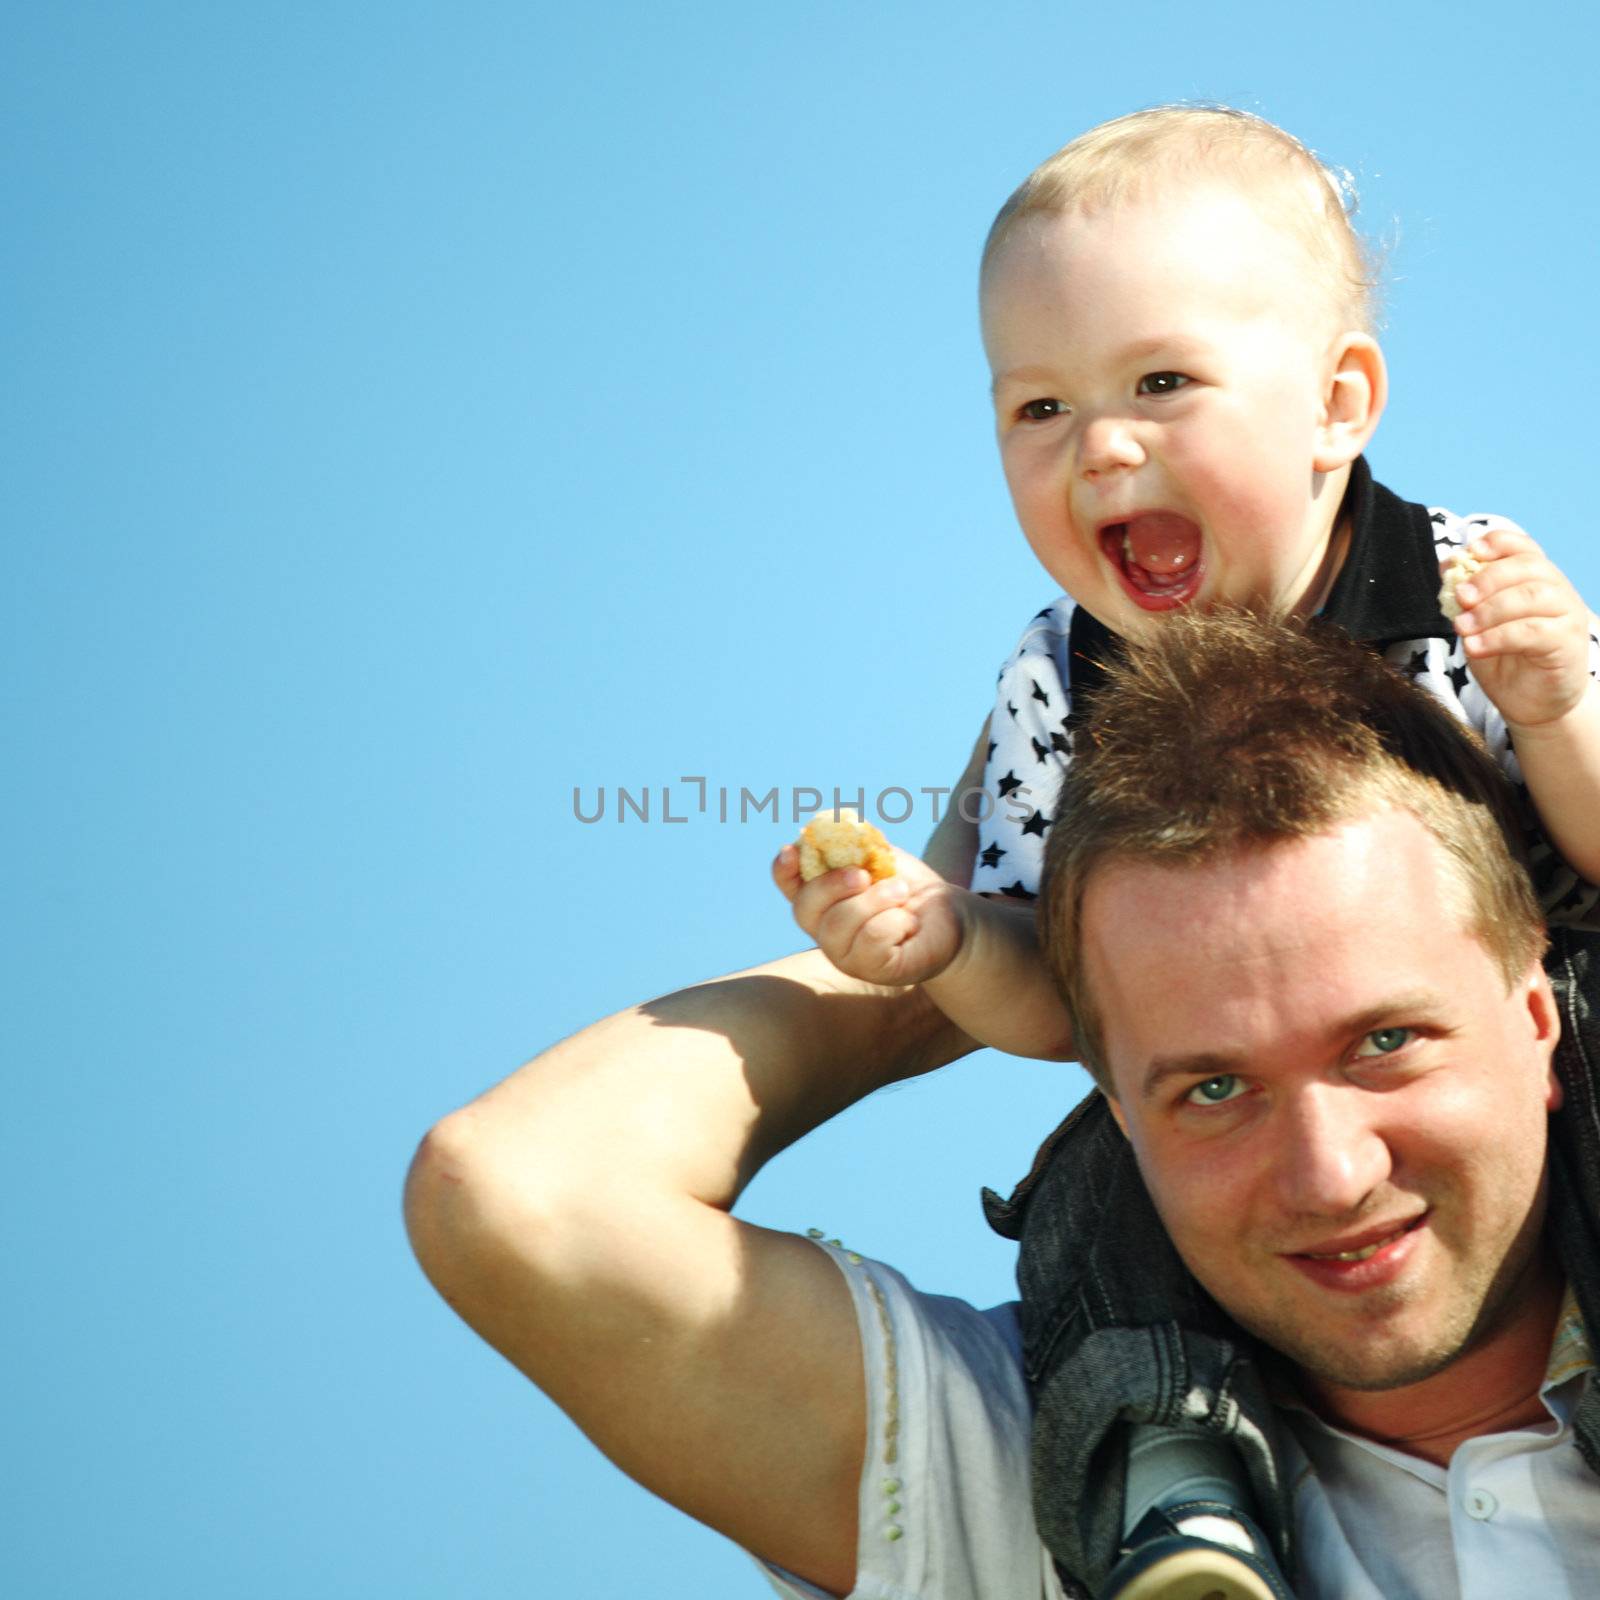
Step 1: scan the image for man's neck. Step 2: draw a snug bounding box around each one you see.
[1297,1252,1565,1468]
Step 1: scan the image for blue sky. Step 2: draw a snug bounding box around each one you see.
[8,3,1598,1595]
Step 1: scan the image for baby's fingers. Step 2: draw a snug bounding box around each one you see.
[772,843,805,903]
[1454,548,1553,600]
[831,902,923,983]
[1454,568,1582,641]
[786,863,900,940]
[1461,612,1573,660]
[1462,524,1537,563]
[808,873,910,952]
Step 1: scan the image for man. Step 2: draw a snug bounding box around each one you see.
[1012,610,1599,1598]
[404,612,1598,1599]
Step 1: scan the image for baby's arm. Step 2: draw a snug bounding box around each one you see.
[927,886,1076,1059]
[1447,526,1600,884]
[773,725,1076,1060]
[773,849,1074,1058]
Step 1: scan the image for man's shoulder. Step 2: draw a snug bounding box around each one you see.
[758,1244,1056,1600]
[809,1240,1025,1376]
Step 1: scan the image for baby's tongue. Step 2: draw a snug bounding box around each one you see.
[1124,512,1201,577]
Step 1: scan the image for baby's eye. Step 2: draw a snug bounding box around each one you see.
[1018,397,1067,422]
[1185,1074,1245,1107]
[1353,1028,1414,1058]
[1137,371,1190,396]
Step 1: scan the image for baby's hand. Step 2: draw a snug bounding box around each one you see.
[773,842,967,988]
[1446,527,1594,729]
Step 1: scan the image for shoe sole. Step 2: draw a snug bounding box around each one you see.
[1110,1545,1283,1600]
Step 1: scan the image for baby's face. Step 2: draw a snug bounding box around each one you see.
[983,181,1359,636]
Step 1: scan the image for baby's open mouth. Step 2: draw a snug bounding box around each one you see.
[1100,512,1204,609]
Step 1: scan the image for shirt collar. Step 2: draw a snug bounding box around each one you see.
[1546,1282,1594,1390]
[1318,457,1454,644]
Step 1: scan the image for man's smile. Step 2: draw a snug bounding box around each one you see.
[1283,1211,1429,1293]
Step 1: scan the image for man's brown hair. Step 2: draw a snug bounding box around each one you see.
[1039,610,1546,1089]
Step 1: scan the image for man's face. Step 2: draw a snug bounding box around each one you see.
[981,182,1362,639]
[1083,808,1561,1398]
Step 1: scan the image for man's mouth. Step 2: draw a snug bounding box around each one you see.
[1285,1213,1428,1290]
[1301,1218,1420,1262]
[1099,512,1204,610]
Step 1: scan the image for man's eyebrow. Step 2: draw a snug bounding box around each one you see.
[1139,1052,1242,1102]
[1136,993,1448,1102]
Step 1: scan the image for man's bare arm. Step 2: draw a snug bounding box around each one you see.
[405,949,973,1594]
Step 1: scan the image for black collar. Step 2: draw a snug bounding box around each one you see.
[1065,458,1450,709]
[1319,457,1453,643]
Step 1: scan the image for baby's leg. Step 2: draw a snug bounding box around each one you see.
[1122,1424,1254,1530]
[1103,1425,1294,1598]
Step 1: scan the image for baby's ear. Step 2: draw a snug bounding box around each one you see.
[1313,333,1387,472]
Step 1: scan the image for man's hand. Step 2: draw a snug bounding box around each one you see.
[1450,527,1594,730]
[773,841,971,988]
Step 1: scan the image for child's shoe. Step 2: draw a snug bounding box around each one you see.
[1100,1499,1294,1600]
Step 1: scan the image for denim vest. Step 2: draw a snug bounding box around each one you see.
[983,927,1600,1598]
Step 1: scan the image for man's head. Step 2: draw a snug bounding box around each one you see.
[981,107,1387,640]
[1039,612,1561,1400]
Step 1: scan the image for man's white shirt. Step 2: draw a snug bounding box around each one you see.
[756,1244,1597,1600]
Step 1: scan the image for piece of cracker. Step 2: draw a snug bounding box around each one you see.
[796,808,897,883]
[1439,545,1484,621]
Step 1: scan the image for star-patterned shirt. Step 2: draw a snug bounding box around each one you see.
[974,459,1600,932]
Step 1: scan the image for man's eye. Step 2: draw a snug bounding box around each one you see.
[1185,1074,1244,1106]
[1354,1028,1414,1057]
[1018,398,1066,421]
[1137,372,1189,396]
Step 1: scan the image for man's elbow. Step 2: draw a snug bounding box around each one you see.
[403,1112,485,1305]
[405,1112,465,1277]
[402,1108,561,1306]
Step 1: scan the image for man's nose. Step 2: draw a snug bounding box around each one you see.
[1078,413,1144,478]
[1270,1085,1392,1217]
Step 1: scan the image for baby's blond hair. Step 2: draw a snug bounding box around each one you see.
[982,105,1378,335]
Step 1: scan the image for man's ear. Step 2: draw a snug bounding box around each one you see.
[1104,1090,1131,1138]
[1525,961,1564,1113]
[1312,332,1387,473]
